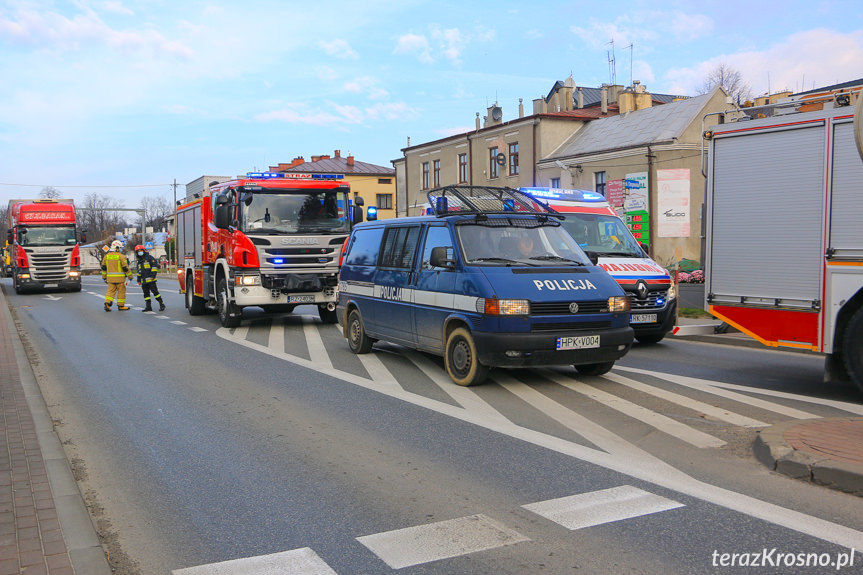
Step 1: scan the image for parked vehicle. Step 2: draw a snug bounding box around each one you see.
[177,172,363,327]
[522,187,677,344]
[337,185,633,386]
[704,93,863,391]
[6,199,82,293]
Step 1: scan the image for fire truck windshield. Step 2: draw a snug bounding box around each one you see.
[19,226,77,247]
[241,190,349,235]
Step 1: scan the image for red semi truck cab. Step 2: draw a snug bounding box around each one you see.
[6,199,82,294]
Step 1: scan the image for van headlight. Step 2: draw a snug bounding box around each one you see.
[608,296,629,312]
[667,282,677,300]
[477,298,530,315]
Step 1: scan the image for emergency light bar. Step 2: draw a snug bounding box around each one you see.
[520,187,605,202]
[246,172,344,180]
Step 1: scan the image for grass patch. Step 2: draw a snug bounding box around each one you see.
[678,307,713,319]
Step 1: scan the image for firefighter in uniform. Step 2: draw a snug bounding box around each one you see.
[135,244,165,312]
[102,240,132,311]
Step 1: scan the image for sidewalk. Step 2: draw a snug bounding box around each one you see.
[0,285,111,575]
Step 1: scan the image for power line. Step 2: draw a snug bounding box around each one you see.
[0,182,174,188]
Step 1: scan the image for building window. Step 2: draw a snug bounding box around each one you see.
[551,178,561,188]
[378,178,392,184]
[489,147,499,179]
[595,171,606,196]
[422,162,430,190]
[377,194,393,210]
[458,153,468,183]
[433,159,441,188]
[508,143,519,176]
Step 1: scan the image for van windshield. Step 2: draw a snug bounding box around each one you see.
[558,213,643,257]
[457,221,591,266]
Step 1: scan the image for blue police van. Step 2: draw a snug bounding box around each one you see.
[336,185,634,386]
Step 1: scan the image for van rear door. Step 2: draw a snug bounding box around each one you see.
[373,225,421,346]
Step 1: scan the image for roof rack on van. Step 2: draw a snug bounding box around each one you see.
[426,185,557,217]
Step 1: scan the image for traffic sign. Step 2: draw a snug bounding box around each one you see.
[145,242,154,250]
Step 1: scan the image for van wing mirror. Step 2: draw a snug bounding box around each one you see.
[584,250,599,266]
[429,246,455,269]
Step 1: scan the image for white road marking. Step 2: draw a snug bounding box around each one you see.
[216,327,863,551]
[601,372,768,427]
[302,316,332,370]
[188,327,207,333]
[613,367,820,420]
[171,321,187,326]
[155,315,170,319]
[548,373,726,448]
[268,317,285,355]
[523,485,684,530]
[171,547,337,575]
[356,514,529,569]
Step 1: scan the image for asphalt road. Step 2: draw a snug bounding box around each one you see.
[6,275,863,575]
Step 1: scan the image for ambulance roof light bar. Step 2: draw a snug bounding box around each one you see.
[520,187,605,203]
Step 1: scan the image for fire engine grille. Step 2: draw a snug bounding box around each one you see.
[530,300,609,315]
[26,249,71,282]
[627,288,669,310]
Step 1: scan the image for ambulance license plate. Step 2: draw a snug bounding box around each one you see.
[289,295,315,303]
[630,313,658,324]
[556,335,600,350]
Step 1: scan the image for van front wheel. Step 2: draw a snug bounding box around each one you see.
[574,361,614,376]
[445,327,488,386]
[347,309,374,354]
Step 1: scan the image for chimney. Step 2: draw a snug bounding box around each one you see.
[347,155,355,167]
[334,149,341,158]
[577,87,584,109]
[519,98,524,118]
[476,112,481,131]
[601,85,608,114]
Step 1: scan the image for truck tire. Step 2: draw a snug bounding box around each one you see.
[444,326,488,386]
[217,277,241,328]
[842,306,863,393]
[186,277,205,315]
[318,305,338,324]
[635,333,665,344]
[347,309,374,354]
[574,361,615,376]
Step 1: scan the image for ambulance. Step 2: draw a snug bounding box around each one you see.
[521,188,676,344]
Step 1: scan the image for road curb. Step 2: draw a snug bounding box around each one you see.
[754,418,863,496]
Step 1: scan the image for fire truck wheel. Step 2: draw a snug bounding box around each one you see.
[347,309,374,354]
[635,333,665,344]
[186,277,205,315]
[842,306,863,393]
[318,306,338,324]
[574,361,615,376]
[217,277,241,328]
[445,326,488,386]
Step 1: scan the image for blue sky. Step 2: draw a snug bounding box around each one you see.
[1,0,862,209]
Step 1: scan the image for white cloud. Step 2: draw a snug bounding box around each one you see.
[394,33,432,63]
[100,1,134,16]
[431,26,466,65]
[256,100,417,126]
[343,76,389,100]
[665,29,863,96]
[319,38,359,59]
[571,10,713,51]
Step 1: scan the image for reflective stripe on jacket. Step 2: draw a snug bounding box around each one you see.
[137,254,159,283]
[101,252,132,281]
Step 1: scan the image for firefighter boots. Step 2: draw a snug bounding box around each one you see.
[158,298,166,311]
[104,302,111,312]
[118,305,130,311]
[142,303,152,312]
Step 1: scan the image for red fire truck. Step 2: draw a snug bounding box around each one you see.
[704,90,863,391]
[177,172,363,328]
[6,199,82,294]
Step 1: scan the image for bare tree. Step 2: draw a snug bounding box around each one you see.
[697,63,752,103]
[79,193,129,243]
[39,186,62,199]
[139,195,173,233]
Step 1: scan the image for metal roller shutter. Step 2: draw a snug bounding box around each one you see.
[831,122,863,253]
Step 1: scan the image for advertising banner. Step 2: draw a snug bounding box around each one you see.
[606,179,624,208]
[657,168,691,237]
[623,172,648,212]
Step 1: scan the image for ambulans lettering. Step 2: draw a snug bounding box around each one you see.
[533,279,597,291]
[599,262,666,274]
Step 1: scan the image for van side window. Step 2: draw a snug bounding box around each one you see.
[380,226,421,269]
[421,226,454,270]
[344,227,384,266]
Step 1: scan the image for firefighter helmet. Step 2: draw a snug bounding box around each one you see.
[110,240,123,251]
[135,244,145,252]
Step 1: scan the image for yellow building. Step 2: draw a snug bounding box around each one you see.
[270,150,396,220]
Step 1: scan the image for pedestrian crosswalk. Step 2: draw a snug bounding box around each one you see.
[172,485,683,574]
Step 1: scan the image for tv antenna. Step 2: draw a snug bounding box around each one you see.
[625,43,633,87]
[607,39,616,86]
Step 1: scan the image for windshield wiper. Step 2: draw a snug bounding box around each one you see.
[469,257,518,264]
[530,255,586,265]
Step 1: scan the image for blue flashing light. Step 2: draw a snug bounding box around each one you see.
[521,187,561,199]
[656,298,665,306]
[521,187,605,203]
[245,172,344,180]
[367,206,378,221]
[273,258,285,264]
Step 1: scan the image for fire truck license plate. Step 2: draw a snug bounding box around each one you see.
[289,295,315,303]
[630,313,658,324]
[556,335,600,350]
